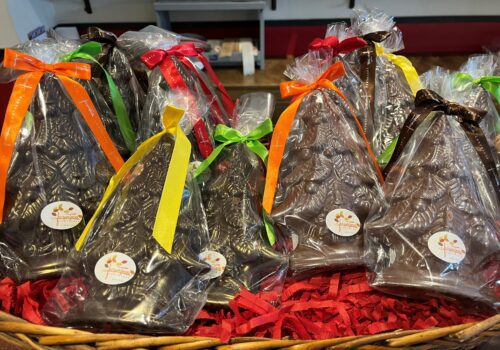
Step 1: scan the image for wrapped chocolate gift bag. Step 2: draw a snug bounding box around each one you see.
[195,92,288,305]
[43,106,212,333]
[0,48,124,283]
[262,53,385,278]
[328,7,421,159]
[365,89,499,307]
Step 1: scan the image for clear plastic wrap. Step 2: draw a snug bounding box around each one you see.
[81,27,146,134]
[0,46,123,283]
[420,65,499,164]
[198,92,288,305]
[456,55,499,157]
[365,89,500,308]
[43,107,212,333]
[331,7,416,158]
[268,54,385,278]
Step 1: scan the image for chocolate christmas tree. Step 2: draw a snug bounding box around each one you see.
[43,132,211,333]
[365,115,499,305]
[272,88,384,278]
[200,93,288,305]
[0,75,115,282]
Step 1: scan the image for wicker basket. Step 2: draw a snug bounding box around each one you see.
[0,311,497,350]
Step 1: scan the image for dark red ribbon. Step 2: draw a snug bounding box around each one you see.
[308,36,367,56]
[141,48,214,158]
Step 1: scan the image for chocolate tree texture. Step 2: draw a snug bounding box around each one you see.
[43,134,211,333]
[365,115,500,305]
[0,75,115,282]
[201,93,288,305]
[272,88,384,278]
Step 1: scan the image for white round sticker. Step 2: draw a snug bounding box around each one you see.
[326,209,361,237]
[428,231,466,264]
[95,252,136,285]
[40,201,83,230]
[199,251,226,280]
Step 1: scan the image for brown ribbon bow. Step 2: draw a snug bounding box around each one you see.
[384,89,499,201]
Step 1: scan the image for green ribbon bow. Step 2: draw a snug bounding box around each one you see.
[64,41,137,152]
[194,118,273,177]
[453,72,500,104]
[194,118,276,245]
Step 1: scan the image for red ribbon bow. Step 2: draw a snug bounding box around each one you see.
[141,43,235,119]
[308,36,367,56]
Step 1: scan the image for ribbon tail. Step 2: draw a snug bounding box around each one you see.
[262,97,304,213]
[382,52,422,96]
[153,127,192,254]
[0,72,43,223]
[102,69,138,152]
[58,76,124,172]
[68,52,137,152]
[262,209,277,246]
[198,54,235,116]
[247,140,269,165]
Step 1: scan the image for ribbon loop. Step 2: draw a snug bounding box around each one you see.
[194,118,273,178]
[361,31,391,43]
[82,27,117,45]
[308,36,367,56]
[414,89,486,124]
[3,49,92,80]
[141,44,235,117]
[280,62,346,99]
[453,73,500,104]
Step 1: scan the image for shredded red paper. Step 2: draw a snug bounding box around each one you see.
[0,277,58,324]
[187,270,490,342]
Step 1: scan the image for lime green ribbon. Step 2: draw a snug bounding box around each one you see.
[378,136,399,166]
[194,118,273,177]
[453,72,500,104]
[63,41,137,152]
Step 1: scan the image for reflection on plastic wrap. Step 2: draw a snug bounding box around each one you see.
[43,133,211,333]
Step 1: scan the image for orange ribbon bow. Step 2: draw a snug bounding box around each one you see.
[262,61,383,214]
[0,49,124,222]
